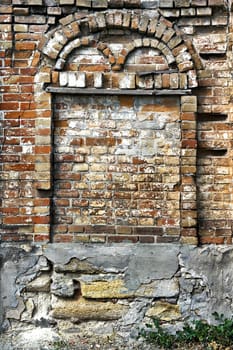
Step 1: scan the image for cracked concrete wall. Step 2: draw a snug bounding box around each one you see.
[1,243,233,348]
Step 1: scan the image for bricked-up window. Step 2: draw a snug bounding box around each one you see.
[34,8,199,244]
[52,94,182,243]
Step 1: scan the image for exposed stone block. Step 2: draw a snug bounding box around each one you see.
[51,296,128,320]
[146,301,181,321]
[136,278,179,298]
[26,274,51,292]
[81,279,133,298]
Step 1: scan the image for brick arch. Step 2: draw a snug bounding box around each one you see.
[120,38,175,68]
[55,35,116,71]
[41,9,201,80]
[118,38,194,74]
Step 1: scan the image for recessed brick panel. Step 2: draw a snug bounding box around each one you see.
[53,95,181,240]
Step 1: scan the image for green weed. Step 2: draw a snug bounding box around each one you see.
[139,312,233,349]
[50,339,69,350]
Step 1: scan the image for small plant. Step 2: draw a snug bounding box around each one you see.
[51,339,69,350]
[139,313,233,349]
[140,317,175,349]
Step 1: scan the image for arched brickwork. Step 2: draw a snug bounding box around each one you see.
[41,9,201,90]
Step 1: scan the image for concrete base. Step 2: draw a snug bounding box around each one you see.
[1,243,233,349]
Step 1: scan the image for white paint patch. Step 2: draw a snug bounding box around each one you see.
[22,145,33,154]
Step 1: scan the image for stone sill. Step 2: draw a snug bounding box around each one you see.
[46,86,192,95]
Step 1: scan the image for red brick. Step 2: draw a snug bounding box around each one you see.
[182,140,197,148]
[107,235,138,243]
[4,164,34,171]
[0,155,20,162]
[157,236,180,243]
[33,216,50,224]
[139,236,155,243]
[53,234,74,243]
[34,235,50,242]
[133,227,163,235]
[200,237,225,244]
[181,228,197,236]
[0,102,19,110]
[3,216,31,225]
[34,198,50,206]
[35,145,51,154]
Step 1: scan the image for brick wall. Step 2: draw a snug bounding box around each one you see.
[0,0,233,244]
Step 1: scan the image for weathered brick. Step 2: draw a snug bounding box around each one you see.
[191,0,207,5]
[60,0,75,4]
[76,0,91,6]
[159,0,174,7]
[208,0,225,6]
[92,0,108,8]
[155,22,167,38]
[119,73,135,89]
[175,0,190,6]
[197,7,212,15]
[14,15,46,24]
[181,8,196,16]
[147,17,158,34]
